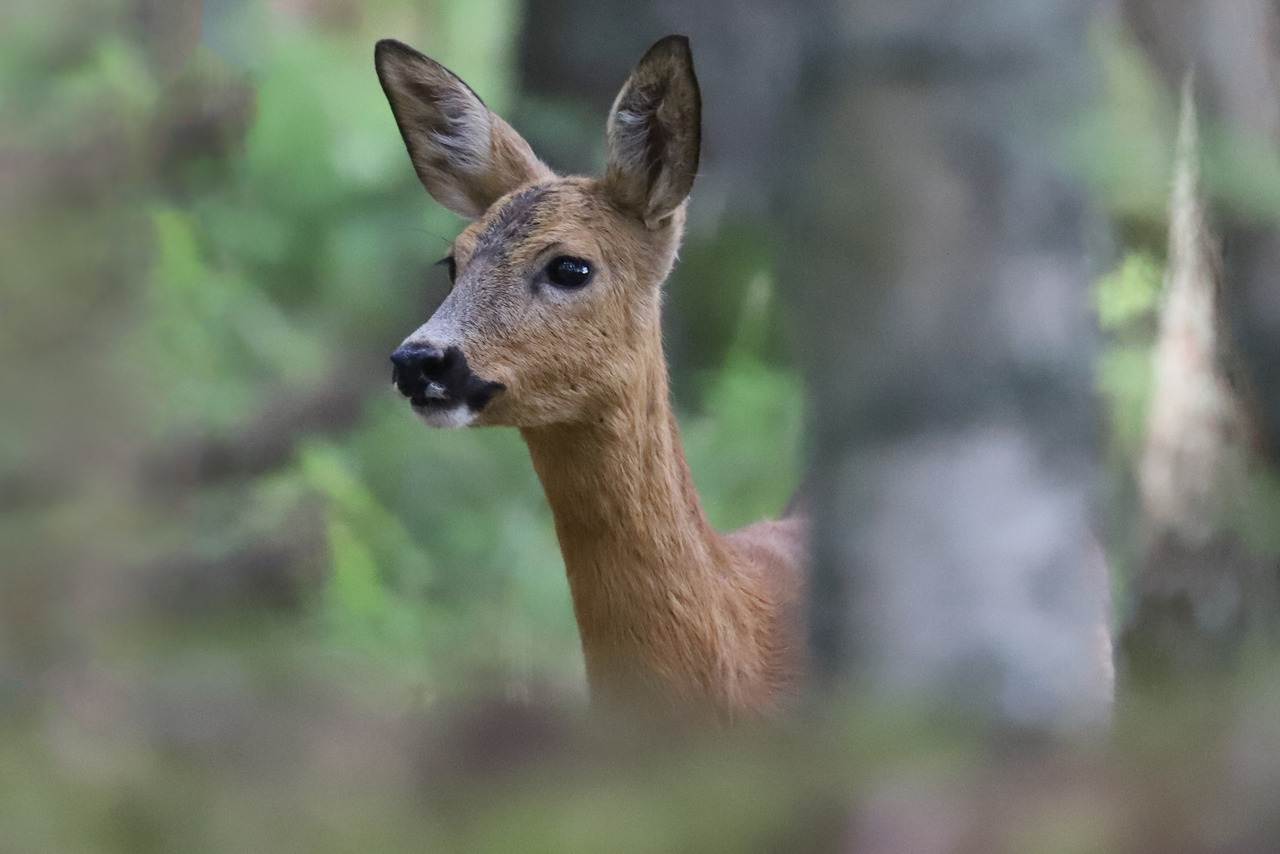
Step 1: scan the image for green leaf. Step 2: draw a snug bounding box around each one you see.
[1095,251,1163,331]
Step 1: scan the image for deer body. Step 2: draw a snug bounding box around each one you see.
[377,36,806,720]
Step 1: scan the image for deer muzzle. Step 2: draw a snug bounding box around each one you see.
[390,343,505,427]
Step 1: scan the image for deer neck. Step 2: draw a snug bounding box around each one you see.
[519,346,734,712]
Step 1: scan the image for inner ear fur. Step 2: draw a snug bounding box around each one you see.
[375,39,552,219]
[603,35,702,229]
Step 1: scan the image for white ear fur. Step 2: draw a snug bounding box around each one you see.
[375,40,552,219]
[604,35,702,229]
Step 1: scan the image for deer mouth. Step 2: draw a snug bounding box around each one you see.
[390,343,505,427]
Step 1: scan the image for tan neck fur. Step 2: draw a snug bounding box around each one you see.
[520,328,796,721]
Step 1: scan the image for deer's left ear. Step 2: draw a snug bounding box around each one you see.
[376,39,552,219]
[603,35,701,229]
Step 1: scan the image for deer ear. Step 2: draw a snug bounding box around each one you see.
[375,40,552,219]
[603,35,701,229]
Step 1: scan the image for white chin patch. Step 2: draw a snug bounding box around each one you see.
[413,404,478,429]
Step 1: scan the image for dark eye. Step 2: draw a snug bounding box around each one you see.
[545,256,592,289]
[438,255,457,284]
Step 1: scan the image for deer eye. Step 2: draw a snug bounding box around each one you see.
[438,255,457,284]
[545,256,592,289]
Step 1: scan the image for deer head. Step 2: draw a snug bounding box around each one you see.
[377,36,701,429]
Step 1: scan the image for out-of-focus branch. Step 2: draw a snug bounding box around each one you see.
[1122,0,1280,460]
[1123,83,1279,680]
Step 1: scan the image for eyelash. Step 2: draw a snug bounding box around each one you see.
[438,256,457,284]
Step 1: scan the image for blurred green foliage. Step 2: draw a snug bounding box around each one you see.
[1095,251,1162,458]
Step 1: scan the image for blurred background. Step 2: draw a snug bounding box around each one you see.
[3,0,1280,850]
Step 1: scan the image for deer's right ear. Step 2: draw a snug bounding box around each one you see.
[375,40,551,219]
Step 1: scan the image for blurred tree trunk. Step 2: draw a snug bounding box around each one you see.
[1120,0,1280,680]
[778,0,1113,730]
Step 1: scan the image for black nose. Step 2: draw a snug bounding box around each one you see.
[391,343,445,374]
[389,343,504,413]
[390,344,450,403]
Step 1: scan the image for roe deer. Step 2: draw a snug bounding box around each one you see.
[376,35,806,721]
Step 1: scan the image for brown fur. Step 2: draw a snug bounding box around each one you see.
[377,36,807,721]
